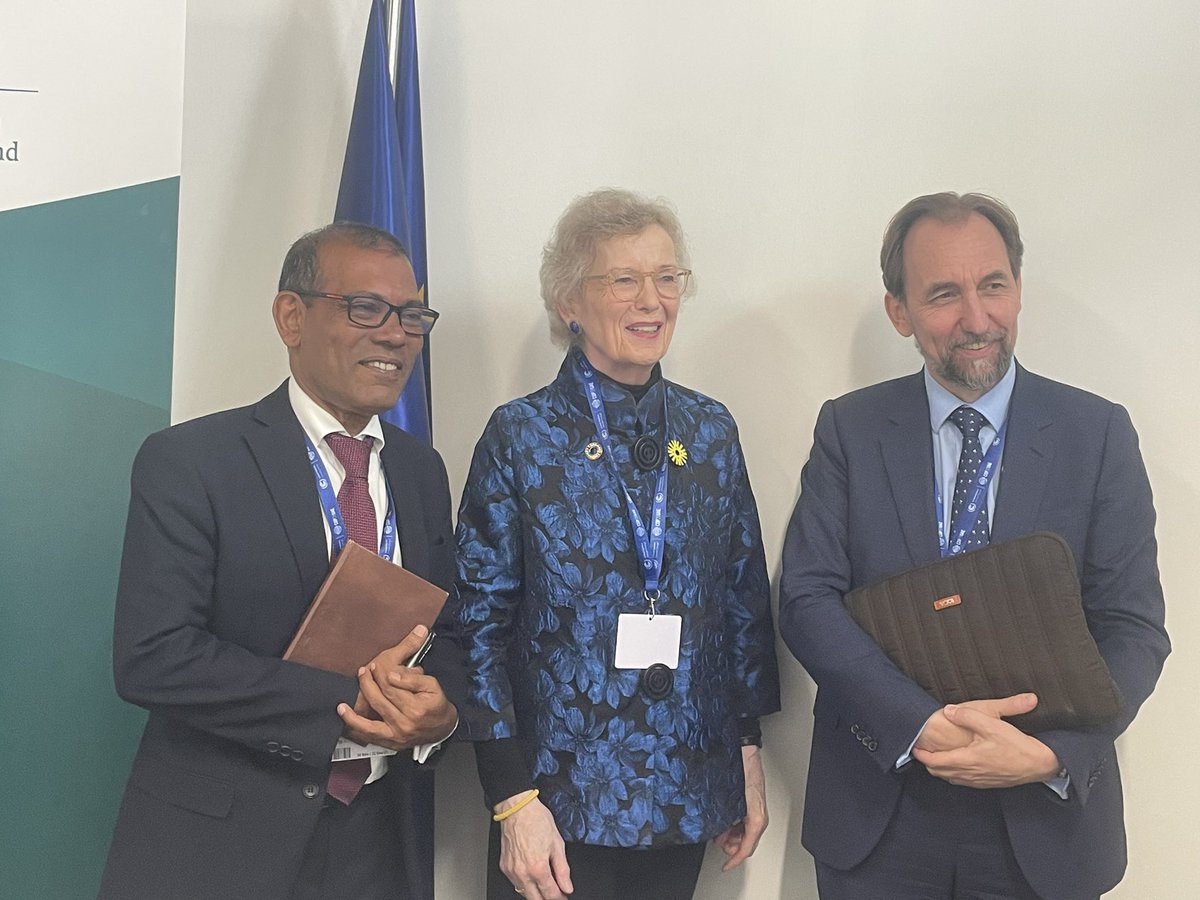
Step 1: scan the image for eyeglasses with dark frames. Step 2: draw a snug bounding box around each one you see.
[582,268,692,302]
[288,290,440,335]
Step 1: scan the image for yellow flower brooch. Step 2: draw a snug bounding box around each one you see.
[666,439,688,467]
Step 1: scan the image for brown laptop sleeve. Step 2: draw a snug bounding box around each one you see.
[844,532,1120,732]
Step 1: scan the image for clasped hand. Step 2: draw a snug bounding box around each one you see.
[336,624,457,751]
[912,692,1062,788]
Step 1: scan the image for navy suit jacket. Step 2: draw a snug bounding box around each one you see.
[779,364,1169,900]
[100,382,463,900]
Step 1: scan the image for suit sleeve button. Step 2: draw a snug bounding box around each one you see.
[302,783,321,799]
[292,749,305,762]
[867,740,878,751]
[267,741,279,753]
[850,724,860,735]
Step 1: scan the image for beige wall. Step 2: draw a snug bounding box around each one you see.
[176,2,1199,897]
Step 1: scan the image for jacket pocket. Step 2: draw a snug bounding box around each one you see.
[130,762,235,819]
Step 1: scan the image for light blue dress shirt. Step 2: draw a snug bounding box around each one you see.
[901,361,1069,798]
[925,361,1015,545]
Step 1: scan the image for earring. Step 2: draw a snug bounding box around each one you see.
[569,320,581,335]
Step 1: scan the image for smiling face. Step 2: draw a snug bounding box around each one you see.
[273,240,422,434]
[884,212,1022,402]
[558,225,680,384]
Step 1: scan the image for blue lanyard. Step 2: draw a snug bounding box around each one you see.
[935,419,1007,558]
[573,350,669,603]
[303,434,398,561]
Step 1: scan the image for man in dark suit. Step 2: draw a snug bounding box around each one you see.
[100,223,463,900]
[780,193,1169,899]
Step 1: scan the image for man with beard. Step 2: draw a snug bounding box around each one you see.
[779,192,1169,899]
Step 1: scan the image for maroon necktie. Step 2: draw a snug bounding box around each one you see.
[324,433,376,804]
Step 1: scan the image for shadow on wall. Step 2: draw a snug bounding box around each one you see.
[850,290,919,389]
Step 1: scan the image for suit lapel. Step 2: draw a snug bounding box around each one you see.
[381,435,430,579]
[880,374,942,566]
[244,382,330,601]
[990,364,1053,542]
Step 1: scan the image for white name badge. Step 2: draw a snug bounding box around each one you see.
[331,737,397,761]
[614,613,682,670]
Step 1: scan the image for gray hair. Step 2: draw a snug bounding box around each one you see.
[540,188,691,348]
[880,192,1024,300]
[278,221,409,294]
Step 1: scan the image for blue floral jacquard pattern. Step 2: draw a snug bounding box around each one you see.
[454,357,780,848]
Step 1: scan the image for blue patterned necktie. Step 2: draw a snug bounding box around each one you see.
[323,433,375,804]
[949,406,990,552]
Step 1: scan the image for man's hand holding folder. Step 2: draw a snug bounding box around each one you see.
[337,624,457,751]
[282,540,458,752]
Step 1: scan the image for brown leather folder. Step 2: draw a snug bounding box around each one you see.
[283,540,448,677]
[844,532,1120,732]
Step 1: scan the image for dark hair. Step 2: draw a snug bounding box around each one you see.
[278,222,409,293]
[880,192,1023,300]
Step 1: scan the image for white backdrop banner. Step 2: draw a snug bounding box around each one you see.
[0,0,185,212]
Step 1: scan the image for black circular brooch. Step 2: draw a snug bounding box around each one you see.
[641,663,674,700]
[632,436,661,471]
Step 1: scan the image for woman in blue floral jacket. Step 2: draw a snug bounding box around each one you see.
[455,189,781,900]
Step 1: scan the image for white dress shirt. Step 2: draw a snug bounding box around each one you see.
[288,378,443,773]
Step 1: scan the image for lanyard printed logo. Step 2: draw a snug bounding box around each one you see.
[934,420,1007,558]
[303,434,397,561]
[573,351,669,601]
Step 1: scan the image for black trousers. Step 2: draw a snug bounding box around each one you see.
[815,768,1079,900]
[291,777,407,900]
[487,820,707,900]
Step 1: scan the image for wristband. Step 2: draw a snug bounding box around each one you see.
[492,788,539,822]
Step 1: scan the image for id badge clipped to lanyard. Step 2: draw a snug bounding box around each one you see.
[575,351,682,699]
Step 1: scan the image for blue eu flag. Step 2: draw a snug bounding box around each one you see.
[336,0,431,442]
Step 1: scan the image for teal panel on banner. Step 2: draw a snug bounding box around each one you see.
[0,177,178,411]
[0,179,176,898]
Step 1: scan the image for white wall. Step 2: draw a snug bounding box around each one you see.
[177,3,1200,897]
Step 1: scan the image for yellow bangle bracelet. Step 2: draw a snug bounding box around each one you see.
[492,788,540,822]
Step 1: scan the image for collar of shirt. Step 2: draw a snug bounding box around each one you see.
[286,378,411,780]
[924,359,1017,541]
[924,358,1017,434]
[287,378,393,559]
[561,354,667,437]
[288,377,387,451]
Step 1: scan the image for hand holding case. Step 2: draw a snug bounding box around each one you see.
[844,532,1120,732]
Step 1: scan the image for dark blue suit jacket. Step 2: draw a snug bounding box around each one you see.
[100,382,463,900]
[779,364,1169,900]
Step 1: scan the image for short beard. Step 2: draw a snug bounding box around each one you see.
[920,332,1013,396]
